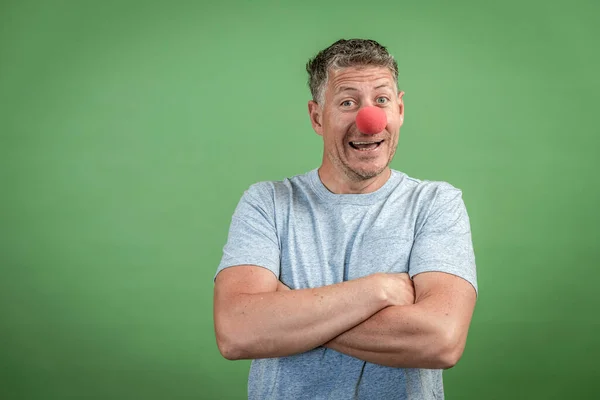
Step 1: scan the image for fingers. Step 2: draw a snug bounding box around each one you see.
[276,281,292,291]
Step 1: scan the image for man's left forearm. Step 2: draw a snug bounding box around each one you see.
[324,302,467,369]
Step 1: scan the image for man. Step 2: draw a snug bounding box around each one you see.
[213,39,477,399]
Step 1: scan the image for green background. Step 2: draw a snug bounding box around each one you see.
[1,0,599,398]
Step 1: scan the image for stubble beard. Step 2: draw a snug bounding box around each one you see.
[329,144,396,182]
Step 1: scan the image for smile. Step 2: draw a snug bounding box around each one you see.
[349,140,384,151]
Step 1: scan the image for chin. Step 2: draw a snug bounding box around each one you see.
[348,164,388,180]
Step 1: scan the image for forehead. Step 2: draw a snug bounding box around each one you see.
[326,66,396,95]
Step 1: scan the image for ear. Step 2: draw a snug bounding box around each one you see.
[308,100,324,136]
[397,91,405,126]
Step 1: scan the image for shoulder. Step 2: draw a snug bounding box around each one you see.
[241,170,315,206]
[392,170,464,205]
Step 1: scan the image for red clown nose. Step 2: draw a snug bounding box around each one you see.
[355,106,387,135]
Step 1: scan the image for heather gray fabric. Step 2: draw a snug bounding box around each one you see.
[216,168,477,400]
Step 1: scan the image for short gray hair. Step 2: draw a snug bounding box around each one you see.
[306,39,399,104]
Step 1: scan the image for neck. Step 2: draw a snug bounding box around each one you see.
[317,166,391,194]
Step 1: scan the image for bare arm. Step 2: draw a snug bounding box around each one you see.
[213,265,411,360]
[323,272,477,369]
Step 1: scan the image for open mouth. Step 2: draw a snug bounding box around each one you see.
[349,140,384,151]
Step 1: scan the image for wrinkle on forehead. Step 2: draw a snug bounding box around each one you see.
[327,67,397,96]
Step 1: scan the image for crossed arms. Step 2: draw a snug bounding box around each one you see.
[213,265,476,369]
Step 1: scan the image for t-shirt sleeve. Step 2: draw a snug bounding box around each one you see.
[214,183,281,281]
[408,183,478,294]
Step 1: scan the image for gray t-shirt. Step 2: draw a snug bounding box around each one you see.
[216,168,477,400]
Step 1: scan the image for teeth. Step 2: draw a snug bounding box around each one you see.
[352,141,379,145]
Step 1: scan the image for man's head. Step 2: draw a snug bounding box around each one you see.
[306,39,405,192]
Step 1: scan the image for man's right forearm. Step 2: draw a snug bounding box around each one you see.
[214,274,392,360]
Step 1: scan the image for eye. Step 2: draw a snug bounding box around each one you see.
[376,97,389,104]
[341,100,355,107]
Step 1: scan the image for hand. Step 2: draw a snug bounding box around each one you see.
[276,280,291,291]
[378,273,415,307]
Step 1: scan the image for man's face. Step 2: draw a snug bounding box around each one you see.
[309,66,404,182]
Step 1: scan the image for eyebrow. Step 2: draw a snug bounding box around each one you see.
[335,84,394,94]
